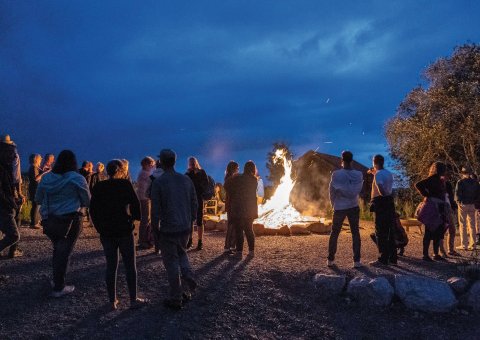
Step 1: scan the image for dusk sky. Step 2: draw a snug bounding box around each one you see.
[1,1,479,182]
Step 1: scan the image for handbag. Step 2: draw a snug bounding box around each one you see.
[41,193,77,240]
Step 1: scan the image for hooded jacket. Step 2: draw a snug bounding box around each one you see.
[35,171,90,218]
[329,168,364,210]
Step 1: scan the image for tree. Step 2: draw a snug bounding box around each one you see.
[385,44,480,183]
[266,142,294,187]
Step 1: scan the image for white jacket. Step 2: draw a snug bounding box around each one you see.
[329,169,363,210]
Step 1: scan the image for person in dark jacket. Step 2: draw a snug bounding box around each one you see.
[455,166,480,250]
[224,161,258,258]
[151,149,198,310]
[415,162,448,262]
[89,162,107,191]
[185,157,209,250]
[28,154,49,229]
[223,161,239,252]
[90,159,147,310]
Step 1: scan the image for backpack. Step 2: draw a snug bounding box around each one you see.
[394,214,409,248]
[202,175,215,200]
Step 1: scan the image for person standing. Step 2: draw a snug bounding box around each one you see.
[90,160,147,310]
[136,157,155,250]
[147,159,165,255]
[415,162,449,261]
[42,153,55,172]
[327,151,364,268]
[369,155,396,266]
[185,157,209,250]
[224,161,258,258]
[90,162,107,191]
[151,149,198,310]
[0,134,23,259]
[28,154,49,229]
[444,171,460,256]
[223,161,239,252]
[35,150,90,297]
[455,166,480,251]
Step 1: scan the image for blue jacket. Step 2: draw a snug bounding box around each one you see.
[35,171,90,218]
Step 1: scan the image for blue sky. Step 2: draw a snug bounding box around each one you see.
[1,1,479,181]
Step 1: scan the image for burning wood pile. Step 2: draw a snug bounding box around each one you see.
[205,149,333,236]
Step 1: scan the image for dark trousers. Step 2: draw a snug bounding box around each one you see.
[100,234,137,303]
[328,206,361,262]
[138,200,153,247]
[423,226,444,256]
[373,196,397,263]
[231,217,255,252]
[8,205,22,256]
[30,200,39,226]
[0,208,20,253]
[158,231,194,301]
[47,215,82,291]
[224,217,236,249]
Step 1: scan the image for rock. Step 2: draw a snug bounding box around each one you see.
[204,219,218,231]
[447,277,469,295]
[216,220,227,232]
[277,225,291,236]
[394,275,458,313]
[263,228,278,236]
[313,273,346,297]
[466,281,480,313]
[290,223,311,235]
[307,222,332,234]
[253,223,265,236]
[347,276,394,307]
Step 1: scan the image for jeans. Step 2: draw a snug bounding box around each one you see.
[224,217,236,249]
[158,231,194,301]
[30,200,39,226]
[231,217,255,252]
[47,215,82,291]
[0,208,20,253]
[328,206,361,262]
[138,200,154,247]
[100,234,137,302]
[373,196,397,263]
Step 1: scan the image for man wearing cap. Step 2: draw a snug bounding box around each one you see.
[0,134,24,258]
[151,149,198,309]
[455,166,480,250]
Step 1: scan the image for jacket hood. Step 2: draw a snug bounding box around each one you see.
[40,171,85,194]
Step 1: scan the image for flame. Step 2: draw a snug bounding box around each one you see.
[255,149,319,229]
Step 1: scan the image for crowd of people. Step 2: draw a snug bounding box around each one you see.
[1,134,480,310]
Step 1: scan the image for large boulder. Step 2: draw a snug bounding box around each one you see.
[290,223,311,235]
[307,222,332,234]
[395,275,458,313]
[253,223,265,236]
[313,273,346,297]
[447,277,469,295]
[466,281,480,313]
[347,276,394,307]
[216,220,227,232]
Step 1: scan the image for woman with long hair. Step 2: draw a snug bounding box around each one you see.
[185,156,208,250]
[35,150,90,297]
[223,161,239,252]
[28,153,48,229]
[415,161,449,261]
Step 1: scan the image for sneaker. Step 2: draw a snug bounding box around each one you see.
[456,245,468,251]
[369,260,388,266]
[247,250,255,258]
[163,298,183,310]
[51,285,75,298]
[422,256,433,262]
[448,251,461,257]
[327,259,335,267]
[130,298,149,309]
[433,255,448,262]
[29,224,41,230]
[8,249,23,258]
[353,261,362,268]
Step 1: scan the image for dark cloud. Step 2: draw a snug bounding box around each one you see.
[1,0,479,181]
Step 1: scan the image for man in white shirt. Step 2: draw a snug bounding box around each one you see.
[369,154,396,266]
[327,151,364,268]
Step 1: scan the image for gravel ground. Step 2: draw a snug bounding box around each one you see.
[0,221,478,340]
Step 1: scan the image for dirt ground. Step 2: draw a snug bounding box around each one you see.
[0,221,478,340]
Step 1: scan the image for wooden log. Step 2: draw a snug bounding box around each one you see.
[290,223,311,235]
[307,222,332,234]
[216,220,228,232]
[253,223,265,236]
[277,225,291,236]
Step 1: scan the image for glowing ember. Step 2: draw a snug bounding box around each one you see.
[255,149,319,229]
